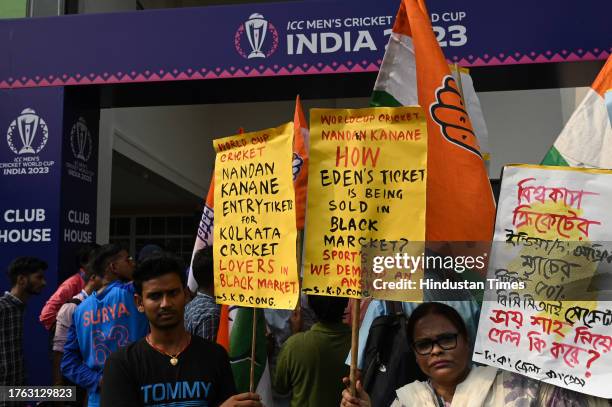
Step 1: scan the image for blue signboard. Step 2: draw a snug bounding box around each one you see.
[0,0,609,89]
[0,87,98,385]
[0,87,65,385]
[59,90,98,282]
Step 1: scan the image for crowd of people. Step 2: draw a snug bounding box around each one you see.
[1,243,611,406]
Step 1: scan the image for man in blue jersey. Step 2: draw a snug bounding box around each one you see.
[62,244,149,407]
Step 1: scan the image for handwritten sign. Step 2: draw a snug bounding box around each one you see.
[474,164,612,398]
[302,107,427,298]
[213,123,299,310]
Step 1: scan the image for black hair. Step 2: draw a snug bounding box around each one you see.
[82,246,103,281]
[307,295,348,323]
[406,302,468,344]
[133,254,186,295]
[192,247,214,289]
[7,257,48,286]
[137,244,163,264]
[90,243,124,277]
[75,243,101,269]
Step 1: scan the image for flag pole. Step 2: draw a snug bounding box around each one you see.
[237,126,259,394]
[295,230,303,312]
[249,307,257,393]
[349,298,360,396]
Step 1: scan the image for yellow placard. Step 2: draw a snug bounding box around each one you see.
[213,122,298,309]
[303,107,427,298]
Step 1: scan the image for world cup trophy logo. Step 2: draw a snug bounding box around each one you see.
[234,13,278,60]
[70,117,92,162]
[6,108,49,155]
[245,13,268,59]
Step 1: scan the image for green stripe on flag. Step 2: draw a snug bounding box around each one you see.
[370,90,403,108]
[229,307,267,393]
[541,146,570,166]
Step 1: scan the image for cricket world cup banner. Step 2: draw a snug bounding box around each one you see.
[0,0,609,89]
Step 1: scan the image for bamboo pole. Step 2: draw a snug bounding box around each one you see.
[295,229,303,312]
[249,307,257,393]
[349,298,361,396]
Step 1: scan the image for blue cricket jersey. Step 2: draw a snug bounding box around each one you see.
[62,280,149,407]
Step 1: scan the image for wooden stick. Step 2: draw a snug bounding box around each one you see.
[295,230,303,311]
[249,307,257,393]
[349,298,361,396]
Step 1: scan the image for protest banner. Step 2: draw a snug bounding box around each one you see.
[302,106,427,299]
[213,123,299,310]
[474,164,612,398]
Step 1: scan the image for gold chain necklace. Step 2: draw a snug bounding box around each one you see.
[146,333,191,366]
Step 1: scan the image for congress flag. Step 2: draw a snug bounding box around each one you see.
[187,175,215,292]
[293,95,309,230]
[371,0,495,241]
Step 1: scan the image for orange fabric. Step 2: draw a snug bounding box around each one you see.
[392,0,412,37]
[293,95,309,230]
[592,55,612,97]
[401,0,495,241]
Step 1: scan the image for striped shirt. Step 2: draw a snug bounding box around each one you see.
[184,292,220,342]
[0,292,26,385]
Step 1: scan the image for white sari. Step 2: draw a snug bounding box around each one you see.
[391,366,502,407]
[390,366,608,407]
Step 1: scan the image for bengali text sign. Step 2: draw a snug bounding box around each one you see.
[303,107,427,298]
[474,164,612,398]
[213,123,299,309]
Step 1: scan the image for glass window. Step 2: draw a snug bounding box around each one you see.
[136,217,150,235]
[112,214,199,261]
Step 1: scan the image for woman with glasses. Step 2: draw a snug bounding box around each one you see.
[341,302,607,407]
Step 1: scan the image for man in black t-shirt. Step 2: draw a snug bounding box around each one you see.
[101,254,263,407]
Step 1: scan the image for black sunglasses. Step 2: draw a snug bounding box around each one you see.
[412,333,458,355]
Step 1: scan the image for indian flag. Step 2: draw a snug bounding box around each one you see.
[293,95,309,230]
[187,174,214,292]
[372,0,495,241]
[217,306,273,404]
[542,56,612,167]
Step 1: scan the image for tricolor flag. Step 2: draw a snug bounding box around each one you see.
[542,56,612,168]
[216,306,273,404]
[293,95,309,230]
[606,89,612,123]
[187,174,214,292]
[371,0,495,241]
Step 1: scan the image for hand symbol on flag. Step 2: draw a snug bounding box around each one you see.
[292,152,304,181]
[430,75,482,158]
[197,205,214,247]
